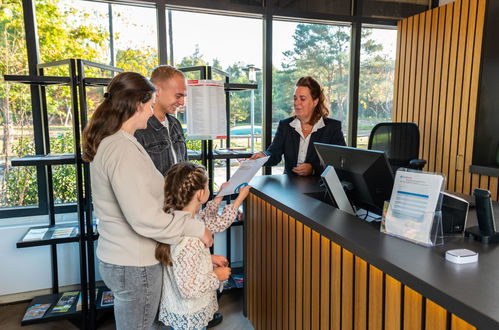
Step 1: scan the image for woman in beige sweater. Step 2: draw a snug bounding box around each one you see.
[82,72,213,330]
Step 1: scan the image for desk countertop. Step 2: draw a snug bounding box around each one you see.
[249,174,499,329]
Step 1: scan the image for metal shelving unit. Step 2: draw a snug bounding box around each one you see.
[5,59,122,329]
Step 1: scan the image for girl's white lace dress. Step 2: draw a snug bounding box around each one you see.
[159,200,238,329]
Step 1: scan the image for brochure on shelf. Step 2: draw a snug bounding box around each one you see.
[50,227,76,239]
[23,228,49,241]
[50,291,79,313]
[381,169,445,247]
[75,289,99,311]
[22,303,51,321]
[101,291,114,306]
[217,156,269,197]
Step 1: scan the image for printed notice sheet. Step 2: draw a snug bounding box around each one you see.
[186,80,227,140]
[384,170,444,245]
[217,156,269,197]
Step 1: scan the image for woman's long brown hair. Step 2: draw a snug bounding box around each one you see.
[295,76,329,125]
[82,72,155,162]
[155,162,208,266]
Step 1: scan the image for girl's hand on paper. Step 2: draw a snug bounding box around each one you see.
[214,182,230,204]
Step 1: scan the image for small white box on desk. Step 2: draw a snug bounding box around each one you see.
[445,249,478,264]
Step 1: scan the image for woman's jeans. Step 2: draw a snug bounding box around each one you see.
[99,260,163,330]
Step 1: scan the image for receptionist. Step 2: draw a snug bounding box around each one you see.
[250,76,346,176]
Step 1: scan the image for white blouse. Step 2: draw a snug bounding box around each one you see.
[289,117,325,165]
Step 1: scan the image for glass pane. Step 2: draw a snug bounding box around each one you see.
[363,0,430,19]
[357,27,397,149]
[0,0,39,208]
[273,0,350,16]
[272,20,351,173]
[169,10,263,188]
[113,4,158,75]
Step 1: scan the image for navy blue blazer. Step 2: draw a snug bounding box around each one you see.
[265,117,346,176]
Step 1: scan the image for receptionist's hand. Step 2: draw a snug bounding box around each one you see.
[292,163,313,176]
[249,152,266,160]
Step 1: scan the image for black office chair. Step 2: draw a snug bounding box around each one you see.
[368,122,426,174]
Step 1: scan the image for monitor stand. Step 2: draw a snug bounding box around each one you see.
[321,166,356,216]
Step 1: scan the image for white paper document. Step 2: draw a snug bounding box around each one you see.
[217,156,269,197]
[23,228,49,241]
[384,170,444,245]
[186,80,227,140]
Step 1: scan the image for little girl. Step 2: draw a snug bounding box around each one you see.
[156,162,250,330]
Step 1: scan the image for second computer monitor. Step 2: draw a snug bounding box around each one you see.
[314,142,394,215]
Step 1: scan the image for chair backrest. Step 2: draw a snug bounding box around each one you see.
[368,122,421,171]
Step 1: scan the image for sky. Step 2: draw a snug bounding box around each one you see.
[62,0,396,71]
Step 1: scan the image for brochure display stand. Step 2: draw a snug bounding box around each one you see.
[381,168,445,247]
[5,59,122,329]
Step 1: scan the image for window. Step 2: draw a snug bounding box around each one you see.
[0,0,37,209]
[357,27,397,149]
[168,9,262,188]
[272,20,351,173]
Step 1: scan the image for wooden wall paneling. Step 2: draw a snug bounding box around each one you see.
[295,221,304,330]
[320,236,331,330]
[464,0,487,196]
[385,275,402,330]
[257,197,263,328]
[271,206,277,329]
[289,217,297,330]
[262,202,268,328]
[283,213,289,330]
[403,286,423,330]
[413,12,426,124]
[247,195,252,323]
[471,174,480,194]
[435,2,454,175]
[250,195,256,324]
[395,19,406,123]
[479,175,489,189]
[302,225,311,329]
[419,10,431,159]
[267,203,273,329]
[407,14,420,123]
[448,0,468,191]
[331,243,342,330]
[368,266,383,330]
[425,299,447,330]
[402,17,414,122]
[342,249,354,330]
[490,177,498,200]
[311,231,320,330]
[276,209,283,330]
[393,20,402,123]
[456,0,478,193]
[354,257,367,330]
[442,0,461,186]
[422,9,438,170]
[451,314,476,330]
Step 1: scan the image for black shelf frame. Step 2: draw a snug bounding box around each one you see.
[179,65,256,288]
[6,59,122,330]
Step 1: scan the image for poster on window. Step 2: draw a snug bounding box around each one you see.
[185,80,227,140]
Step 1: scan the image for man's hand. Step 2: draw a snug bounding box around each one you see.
[211,255,229,267]
[292,163,313,176]
[214,267,231,281]
[249,152,266,160]
[200,227,213,248]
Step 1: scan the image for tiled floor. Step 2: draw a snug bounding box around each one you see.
[0,290,252,330]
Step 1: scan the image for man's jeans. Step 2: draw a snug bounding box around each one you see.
[99,260,162,330]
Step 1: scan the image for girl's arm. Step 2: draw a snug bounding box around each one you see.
[173,238,220,299]
[200,200,238,234]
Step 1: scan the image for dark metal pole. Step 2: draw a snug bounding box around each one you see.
[262,9,273,175]
[168,9,174,66]
[156,0,168,65]
[108,4,115,67]
[348,0,362,147]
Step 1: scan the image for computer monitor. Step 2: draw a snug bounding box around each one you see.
[314,142,394,216]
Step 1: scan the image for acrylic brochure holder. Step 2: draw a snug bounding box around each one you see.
[381,168,445,247]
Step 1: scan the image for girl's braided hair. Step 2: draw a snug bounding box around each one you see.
[155,162,208,265]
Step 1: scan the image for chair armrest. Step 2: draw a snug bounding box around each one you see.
[409,159,427,170]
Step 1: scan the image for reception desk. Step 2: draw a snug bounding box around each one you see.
[244,174,499,330]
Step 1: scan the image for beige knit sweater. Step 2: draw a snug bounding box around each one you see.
[91,130,205,266]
